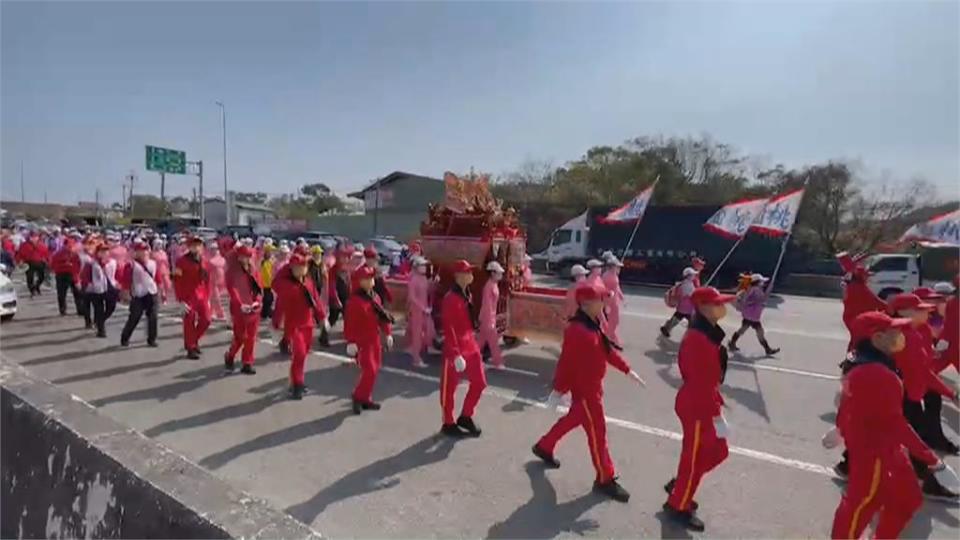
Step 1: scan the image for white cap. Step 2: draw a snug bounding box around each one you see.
[683,267,698,278]
[570,264,588,277]
[601,250,615,262]
[934,282,956,295]
[605,256,624,267]
[750,273,769,283]
[279,245,291,254]
[486,261,505,273]
[586,259,603,269]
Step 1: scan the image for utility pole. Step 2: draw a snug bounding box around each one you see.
[122,185,127,212]
[126,172,136,217]
[160,172,166,208]
[20,161,24,202]
[187,160,205,226]
[95,188,101,225]
[44,192,48,204]
[215,101,228,226]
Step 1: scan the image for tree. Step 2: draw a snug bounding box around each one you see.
[129,195,166,219]
[844,178,937,253]
[300,183,332,198]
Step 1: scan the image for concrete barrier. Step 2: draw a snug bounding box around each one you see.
[1,359,321,539]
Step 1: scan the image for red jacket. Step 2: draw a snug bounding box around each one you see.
[327,271,342,309]
[173,253,210,303]
[226,264,263,316]
[892,325,955,402]
[838,343,938,465]
[50,247,81,277]
[272,265,325,330]
[675,317,727,420]
[552,313,630,398]
[344,290,392,346]
[842,278,886,349]
[937,296,959,373]
[441,287,480,358]
[17,240,49,265]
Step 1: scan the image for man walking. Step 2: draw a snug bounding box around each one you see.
[119,242,159,347]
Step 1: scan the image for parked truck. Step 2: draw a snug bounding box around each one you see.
[863,244,960,299]
[541,205,787,287]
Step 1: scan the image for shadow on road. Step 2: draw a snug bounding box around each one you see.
[89,362,230,407]
[284,434,460,525]
[51,356,181,385]
[486,461,604,539]
[654,510,694,539]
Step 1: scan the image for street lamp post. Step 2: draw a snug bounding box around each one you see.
[215,100,229,226]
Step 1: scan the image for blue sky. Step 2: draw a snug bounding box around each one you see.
[2,1,958,205]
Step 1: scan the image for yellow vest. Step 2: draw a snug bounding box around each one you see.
[261,259,274,288]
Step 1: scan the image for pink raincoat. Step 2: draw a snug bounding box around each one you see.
[405,270,434,364]
[478,278,503,367]
[152,248,172,303]
[602,269,624,344]
[208,251,227,320]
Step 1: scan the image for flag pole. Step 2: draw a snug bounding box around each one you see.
[766,232,792,294]
[704,236,745,287]
[620,175,659,258]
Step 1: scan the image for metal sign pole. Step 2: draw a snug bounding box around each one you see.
[198,161,205,227]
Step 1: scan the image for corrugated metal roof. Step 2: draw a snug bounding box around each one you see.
[347,171,441,199]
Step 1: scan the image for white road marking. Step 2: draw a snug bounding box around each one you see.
[623,309,849,342]
[730,360,839,381]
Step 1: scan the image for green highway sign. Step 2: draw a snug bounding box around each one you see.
[145,145,186,174]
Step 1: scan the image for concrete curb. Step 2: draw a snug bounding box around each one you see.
[1,358,322,539]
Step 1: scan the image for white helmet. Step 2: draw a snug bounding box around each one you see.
[682,267,699,278]
[570,264,588,277]
[934,282,956,295]
[750,273,769,283]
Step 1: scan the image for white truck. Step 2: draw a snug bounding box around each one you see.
[863,245,959,299]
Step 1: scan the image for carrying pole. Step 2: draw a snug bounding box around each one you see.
[766,232,792,295]
[704,236,745,287]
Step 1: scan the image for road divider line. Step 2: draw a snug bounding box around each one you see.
[623,310,848,342]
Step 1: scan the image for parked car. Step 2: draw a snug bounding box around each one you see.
[0,267,18,322]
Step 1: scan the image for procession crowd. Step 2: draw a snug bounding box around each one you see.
[2,224,960,537]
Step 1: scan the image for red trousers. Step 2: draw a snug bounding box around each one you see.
[831,449,921,539]
[227,311,259,366]
[667,416,729,511]
[440,351,487,425]
[182,297,211,350]
[352,342,382,403]
[537,396,614,483]
[288,325,314,386]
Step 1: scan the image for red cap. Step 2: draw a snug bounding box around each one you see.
[452,259,474,274]
[288,254,307,267]
[235,246,254,258]
[691,257,706,270]
[691,286,737,306]
[363,246,378,258]
[187,236,203,245]
[353,265,376,280]
[575,283,606,303]
[409,241,422,253]
[293,245,309,257]
[888,293,936,313]
[851,311,911,342]
[912,287,944,302]
[132,241,149,251]
[96,244,110,253]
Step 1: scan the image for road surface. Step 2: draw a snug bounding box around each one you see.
[1,280,957,538]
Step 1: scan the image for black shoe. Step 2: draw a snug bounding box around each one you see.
[85,322,93,329]
[441,423,466,438]
[352,399,363,414]
[195,346,203,355]
[834,461,849,479]
[240,364,256,375]
[289,385,305,400]
[659,326,670,338]
[361,401,382,411]
[120,340,130,347]
[318,332,330,348]
[224,355,236,373]
[663,478,698,511]
[593,477,630,503]
[934,439,960,456]
[186,349,201,360]
[727,342,739,352]
[662,503,705,532]
[457,415,482,437]
[532,444,560,468]
[147,342,158,348]
[923,475,960,502]
[765,347,781,356]
[96,332,107,338]
[279,339,290,355]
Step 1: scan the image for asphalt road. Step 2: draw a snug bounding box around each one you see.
[2,280,958,538]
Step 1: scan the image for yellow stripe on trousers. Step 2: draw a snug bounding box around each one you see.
[679,420,701,510]
[582,400,605,483]
[440,363,448,421]
[848,458,882,539]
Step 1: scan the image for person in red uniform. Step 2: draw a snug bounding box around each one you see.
[224,246,263,375]
[273,254,325,400]
[439,260,486,438]
[364,246,393,305]
[173,236,211,360]
[344,265,395,414]
[837,252,887,350]
[936,276,960,375]
[50,237,82,316]
[912,287,959,455]
[531,282,645,502]
[832,311,958,539]
[18,232,50,297]
[663,286,736,532]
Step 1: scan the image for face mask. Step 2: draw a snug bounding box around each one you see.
[590,268,601,276]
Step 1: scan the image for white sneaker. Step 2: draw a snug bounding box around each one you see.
[411,359,428,369]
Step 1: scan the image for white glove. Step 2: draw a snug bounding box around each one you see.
[931,461,960,492]
[346,343,358,357]
[936,340,950,353]
[713,415,729,439]
[453,355,466,373]
[821,426,842,449]
[181,303,192,316]
[385,335,394,350]
[424,307,432,315]
[545,390,567,412]
[627,370,646,387]
[240,304,252,314]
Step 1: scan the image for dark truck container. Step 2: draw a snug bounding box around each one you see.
[581,205,795,288]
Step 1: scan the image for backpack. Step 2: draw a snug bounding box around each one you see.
[664,282,681,308]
